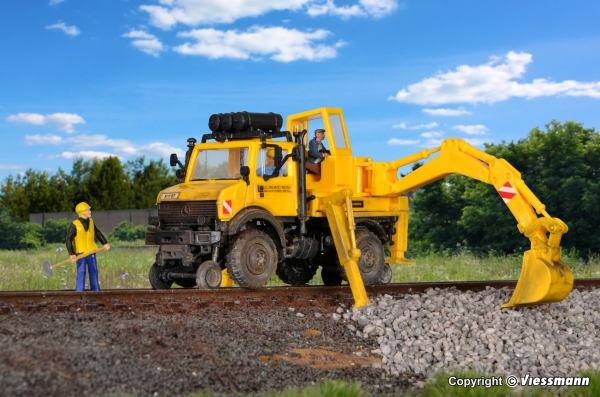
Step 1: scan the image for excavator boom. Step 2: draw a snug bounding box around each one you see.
[370,138,573,307]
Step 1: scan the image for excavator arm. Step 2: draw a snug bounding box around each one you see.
[370,138,573,307]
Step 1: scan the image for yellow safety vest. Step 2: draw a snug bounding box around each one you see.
[72,219,97,254]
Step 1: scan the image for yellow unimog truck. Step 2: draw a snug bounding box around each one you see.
[146,107,573,308]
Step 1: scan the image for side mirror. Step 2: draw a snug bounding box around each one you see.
[176,169,185,179]
[240,166,250,185]
[170,153,179,167]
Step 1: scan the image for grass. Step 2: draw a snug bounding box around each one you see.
[0,240,156,291]
[1,243,599,291]
[389,249,600,283]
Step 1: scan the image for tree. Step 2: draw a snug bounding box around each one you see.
[407,166,467,254]
[126,157,177,209]
[0,175,29,221]
[85,157,131,210]
[408,120,600,257]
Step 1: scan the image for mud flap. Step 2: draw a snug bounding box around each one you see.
[502,250,574,308]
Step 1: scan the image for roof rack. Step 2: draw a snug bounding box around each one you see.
[200,129,293,143]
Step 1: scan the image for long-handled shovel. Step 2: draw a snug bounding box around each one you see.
[42,246,108,277]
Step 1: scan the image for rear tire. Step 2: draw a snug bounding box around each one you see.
[149,262,173,290]
[321,266,344,286]
[276,258,318,285]
[226,229,277,289]
[196,261,222,289]
[356,230,387,285]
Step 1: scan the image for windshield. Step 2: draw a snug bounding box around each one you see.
[192,148,248,180]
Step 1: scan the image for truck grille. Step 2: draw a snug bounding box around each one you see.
[158,201,217,229]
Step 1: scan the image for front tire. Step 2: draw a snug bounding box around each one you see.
[226,229,278,289]
[149,262,173,290]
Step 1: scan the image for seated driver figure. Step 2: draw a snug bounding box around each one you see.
[306,128,329,174]
[256,149,281,176]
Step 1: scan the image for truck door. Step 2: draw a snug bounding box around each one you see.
[250,147,298,217]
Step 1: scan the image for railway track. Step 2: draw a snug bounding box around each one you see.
[0,278,598,314]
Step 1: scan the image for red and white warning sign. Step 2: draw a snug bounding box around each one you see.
[222,199,232,215]
[497,181,517,204]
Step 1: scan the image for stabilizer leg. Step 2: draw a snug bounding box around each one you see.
[322,189,371,308]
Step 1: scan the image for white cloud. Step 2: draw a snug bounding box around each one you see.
[423,138,443,147]
[420,131,443,139]
[0,164,24,171]
[452,124,489,135]
[174,26,342,62]
[387,138,420,145]
[307,0,366,18]
[141,0,309,29]
[357,0,398,18]
[45,21,80,36]
[423,107,472,116]
[123,30,165,56]
[463,138,489,147]
[49,0,65,5]
[393,122,438,130]
[391,51,600,105]
[25,134,62,145]
[55,151,118,160]
[65,134,132,149]
[410,122,438,130]
[119,142,184,158]
[6,112,85,133]
[23,128,185,160]
[141,0,398,29]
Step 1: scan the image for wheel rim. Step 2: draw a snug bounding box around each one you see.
[246,242,270,275]
[360,242,378,273]
[205,267,221,287]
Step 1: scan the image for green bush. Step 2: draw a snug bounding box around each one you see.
[41,218,71,243]
[0,210,44,250]
[110,221,147,242]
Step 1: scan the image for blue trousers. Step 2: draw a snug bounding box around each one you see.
[75,254,101,292]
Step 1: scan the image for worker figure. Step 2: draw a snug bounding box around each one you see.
[65,202,110,292]
[256,149,281,177]
[306,128,329,174]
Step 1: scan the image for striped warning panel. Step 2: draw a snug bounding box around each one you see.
[223,200,232,215]
[498,181,517,203]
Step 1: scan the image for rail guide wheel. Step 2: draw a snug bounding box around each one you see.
[196,261,222,289]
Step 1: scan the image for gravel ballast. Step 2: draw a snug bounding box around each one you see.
[346,287,600,377]
[0,306,416,397]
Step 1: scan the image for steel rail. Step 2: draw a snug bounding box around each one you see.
[0,279,598,314]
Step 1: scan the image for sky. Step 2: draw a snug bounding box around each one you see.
[1,0,600,183]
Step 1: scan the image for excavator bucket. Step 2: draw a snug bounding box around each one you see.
[502,250,573,308]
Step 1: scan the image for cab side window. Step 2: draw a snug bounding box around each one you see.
[256,149,288,177]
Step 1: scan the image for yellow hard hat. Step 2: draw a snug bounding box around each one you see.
[75,202,91,216]
[266,149,275,158]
